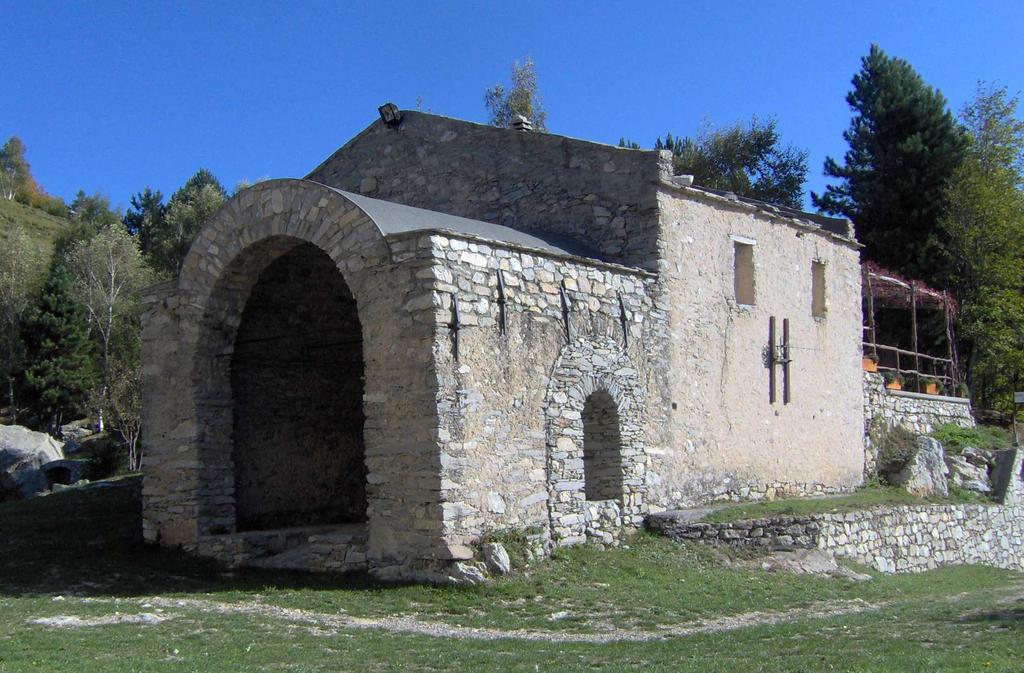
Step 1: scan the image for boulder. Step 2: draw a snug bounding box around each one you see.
[890,436,948,497]
[59,422,92,454]
[947,454,991,494]
[482,542,512,575]
[0,425,65,500]
[962,446,995,469]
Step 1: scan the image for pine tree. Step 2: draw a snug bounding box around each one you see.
[148,169,226,277]
[656,118,808,209]
[22,261,97,432]
[813,45,966,282]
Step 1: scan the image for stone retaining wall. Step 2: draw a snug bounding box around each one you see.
[864,371,974,435]
[649,503,1024,573]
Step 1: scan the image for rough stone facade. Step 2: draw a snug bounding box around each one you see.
[863,371,975,475]
[651,502,1024,573]
[142,110,869,580]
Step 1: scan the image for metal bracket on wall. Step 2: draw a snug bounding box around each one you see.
[618,291,629,347]
[559,281,574,343]
[450,293,461,361]
[496,270,508,336]
[768,316,793,405]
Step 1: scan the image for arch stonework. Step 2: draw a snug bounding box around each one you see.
[141,179,445,577]
[544,336,648,547]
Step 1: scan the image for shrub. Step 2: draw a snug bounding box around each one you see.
[876,424,919,474]
[930,423,1009,454]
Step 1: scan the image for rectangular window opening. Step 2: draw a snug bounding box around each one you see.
[811,261,826,318]
[733,240,756,306]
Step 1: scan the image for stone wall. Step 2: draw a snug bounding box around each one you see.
[863,371,974,434]
[650,502,1024,573]
[306,111,666,270]
[863,371,974,475]
[384,230,668,553]
[651,186,865,507]
[142,181,449,580]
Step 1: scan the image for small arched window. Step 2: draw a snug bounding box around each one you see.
[582,390,624,501]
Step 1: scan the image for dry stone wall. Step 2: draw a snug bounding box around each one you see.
[650,503,1024,573]
[863,371,974,434]
[383,230,669,555]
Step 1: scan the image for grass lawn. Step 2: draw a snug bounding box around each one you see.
[1,477,1021,672]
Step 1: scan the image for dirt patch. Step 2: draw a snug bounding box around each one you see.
[28,612,171,628]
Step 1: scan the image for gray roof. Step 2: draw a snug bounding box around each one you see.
[689,185,853,238]
[334,188,607,261]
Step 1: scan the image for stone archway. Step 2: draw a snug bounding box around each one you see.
[231,241,367,531]
[544,337,647,547]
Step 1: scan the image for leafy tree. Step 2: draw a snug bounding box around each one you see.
[655,118,809,209]
[66,222,152,430]
[56,191,122,255]
[0,228,44,422]
[123,187,166,256]
[22,261,97,432]
[484,58,547,131]
[939,84,1024,412]
[813,45,966,282]
[148,169,226,277]
[0,137,32,201]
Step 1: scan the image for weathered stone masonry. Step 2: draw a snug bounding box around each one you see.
[143,110,872,580]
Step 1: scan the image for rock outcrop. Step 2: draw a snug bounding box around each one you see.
[0,425,65,500]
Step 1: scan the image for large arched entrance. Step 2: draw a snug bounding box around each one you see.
[230,242,367,531]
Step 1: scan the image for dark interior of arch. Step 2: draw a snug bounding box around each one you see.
[582,390,624,501]
[231,242,367,531]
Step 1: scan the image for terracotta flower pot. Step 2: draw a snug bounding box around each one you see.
[885,380,902,391]
[862,357,878,372]
[923,382,939,395]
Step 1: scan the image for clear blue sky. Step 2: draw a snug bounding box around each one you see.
[5,0,1023,212]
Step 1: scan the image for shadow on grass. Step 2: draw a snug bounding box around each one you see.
[960,603,1024,625]
[0,476,398,599]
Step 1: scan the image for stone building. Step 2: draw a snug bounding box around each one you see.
[141,109,864,581]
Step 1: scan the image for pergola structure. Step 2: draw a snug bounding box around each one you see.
[862,261,961,393]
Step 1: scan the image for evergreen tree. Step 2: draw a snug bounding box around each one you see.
[813,45,966,282]
[123,187,166,256]
[148,169,226,277]
[484,58,547,131]
[656,118,808,209]
[22,261,97,432]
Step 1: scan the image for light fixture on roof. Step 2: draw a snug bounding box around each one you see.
[378,102,402,127]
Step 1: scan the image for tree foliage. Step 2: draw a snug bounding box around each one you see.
[939,84,1024,413]
[0,228,44,421]
[22,261,97,431]
[0,137,32,201]
[484,58,547,131]
[66,222,152,415]
[123,187,166,257]
[656,118,809,209]
[813,45,966,283]
[147,169,226,277]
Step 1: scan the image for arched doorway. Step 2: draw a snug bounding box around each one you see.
[230,242,367,531]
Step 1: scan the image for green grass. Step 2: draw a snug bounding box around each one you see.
[699,485,973,523]
[0,197,68,261]
[0,477,1021,672]
[931,422,1012,454]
